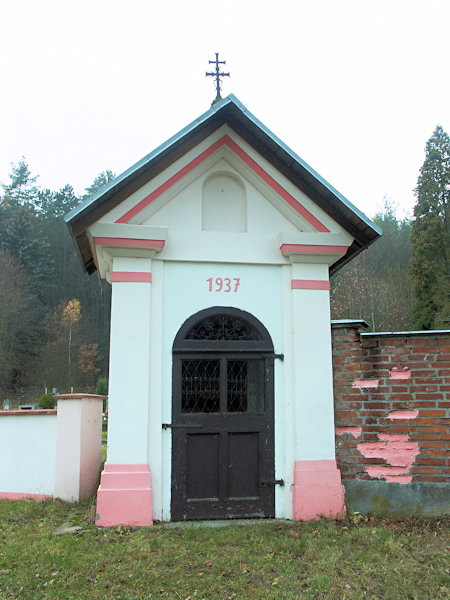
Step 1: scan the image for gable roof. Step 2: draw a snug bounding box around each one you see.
[65,94,382,275]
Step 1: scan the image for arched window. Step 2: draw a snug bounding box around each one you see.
[173,307,273,350]
[173,307,274,413]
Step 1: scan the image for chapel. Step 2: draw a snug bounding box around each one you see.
[65,94,381,525]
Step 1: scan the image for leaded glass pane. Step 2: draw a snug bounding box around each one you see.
[182,360,220,413]
[186,315,260,341]
[227,360,247,412]
[227,360,265,413]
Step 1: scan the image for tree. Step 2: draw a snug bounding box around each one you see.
[1,158,39,207]
[39,300,83,392]
[81,170,115,201]
[0,163,113,400]
[0,203,54,296]
[0,161,55,301]
[410,125,450,329]
[0,251,42,397]
[37,184,79,219]
[331,198,414,331]
[78,343,101,388]
[63,299,81,388]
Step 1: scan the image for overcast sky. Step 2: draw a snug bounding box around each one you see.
[2,0,449,219]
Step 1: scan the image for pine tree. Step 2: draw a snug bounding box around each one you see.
[410,126,450,329]
[0,251,42,396]
[1,158,39,207]
[38,184,79,219]
[0,161,55,301]
[81,170,115,201]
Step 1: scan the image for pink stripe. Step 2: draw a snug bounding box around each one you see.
[281,244,348,255]
[116,138,225,224]
[291,279,330,290]
[223,136,329,232]
[93,237,165,249]
[111,271,152,283]
[0,492,53,501]
[115,135,329,232]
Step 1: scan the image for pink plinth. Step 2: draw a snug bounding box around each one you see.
[292,459,346,521]
[96,464,153,526]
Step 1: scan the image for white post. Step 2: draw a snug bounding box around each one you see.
[96,256,153,526]
[54,394,104,501]
[289,263,345,520]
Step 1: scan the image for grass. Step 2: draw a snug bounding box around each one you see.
[101,430,107,464]
[0,500,448,600]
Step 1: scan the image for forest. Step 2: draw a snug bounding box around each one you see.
[0,126,448,404]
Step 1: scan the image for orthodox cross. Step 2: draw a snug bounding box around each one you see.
[206,53,230,102]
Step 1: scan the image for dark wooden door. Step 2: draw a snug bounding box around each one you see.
[171,309,275,521]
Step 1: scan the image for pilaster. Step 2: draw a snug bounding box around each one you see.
[96,256,153,526]
[289,261,346,519]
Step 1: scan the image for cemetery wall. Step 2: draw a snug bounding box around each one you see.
[332,321,450,515]
[0,411,57,498]
[0,394,104,502]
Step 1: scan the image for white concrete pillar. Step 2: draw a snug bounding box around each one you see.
[54,393,104,501]
[96,256,153,526]
[106,256,152,464]
[289,263,345,520]
[291,263,335,459]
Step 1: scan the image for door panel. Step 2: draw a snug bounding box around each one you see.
[186,433,220,499]
[171,309,275,521]
[228,432,259,498]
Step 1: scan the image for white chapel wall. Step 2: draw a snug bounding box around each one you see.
[87,123,356,522]
[153,260,286,521]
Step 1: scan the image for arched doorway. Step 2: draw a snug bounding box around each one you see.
[171,307,275,520]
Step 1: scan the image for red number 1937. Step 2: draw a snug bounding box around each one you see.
[206,277,240,292]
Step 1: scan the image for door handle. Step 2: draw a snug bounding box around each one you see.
[261,478,284,487]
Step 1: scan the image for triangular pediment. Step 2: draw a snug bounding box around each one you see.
[66,95,381,275]
[98,128,346,236]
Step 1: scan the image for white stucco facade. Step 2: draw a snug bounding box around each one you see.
[88,122,358,523]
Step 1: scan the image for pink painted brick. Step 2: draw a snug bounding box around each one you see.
[389,368,411,380]
[352,379,379,389]
[388,410,419,420]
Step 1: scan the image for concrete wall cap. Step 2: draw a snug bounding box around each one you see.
[55,394,107,400]
[331,319,369,330]
[361,329,450,338]
[0,410,57,416]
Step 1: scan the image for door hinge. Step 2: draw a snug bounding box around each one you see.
[261,478,284,487]
[162,423,203,430]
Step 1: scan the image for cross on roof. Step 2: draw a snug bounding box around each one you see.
[206,53,230,103]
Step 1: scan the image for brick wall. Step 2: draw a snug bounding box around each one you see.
[332,321,450,487]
